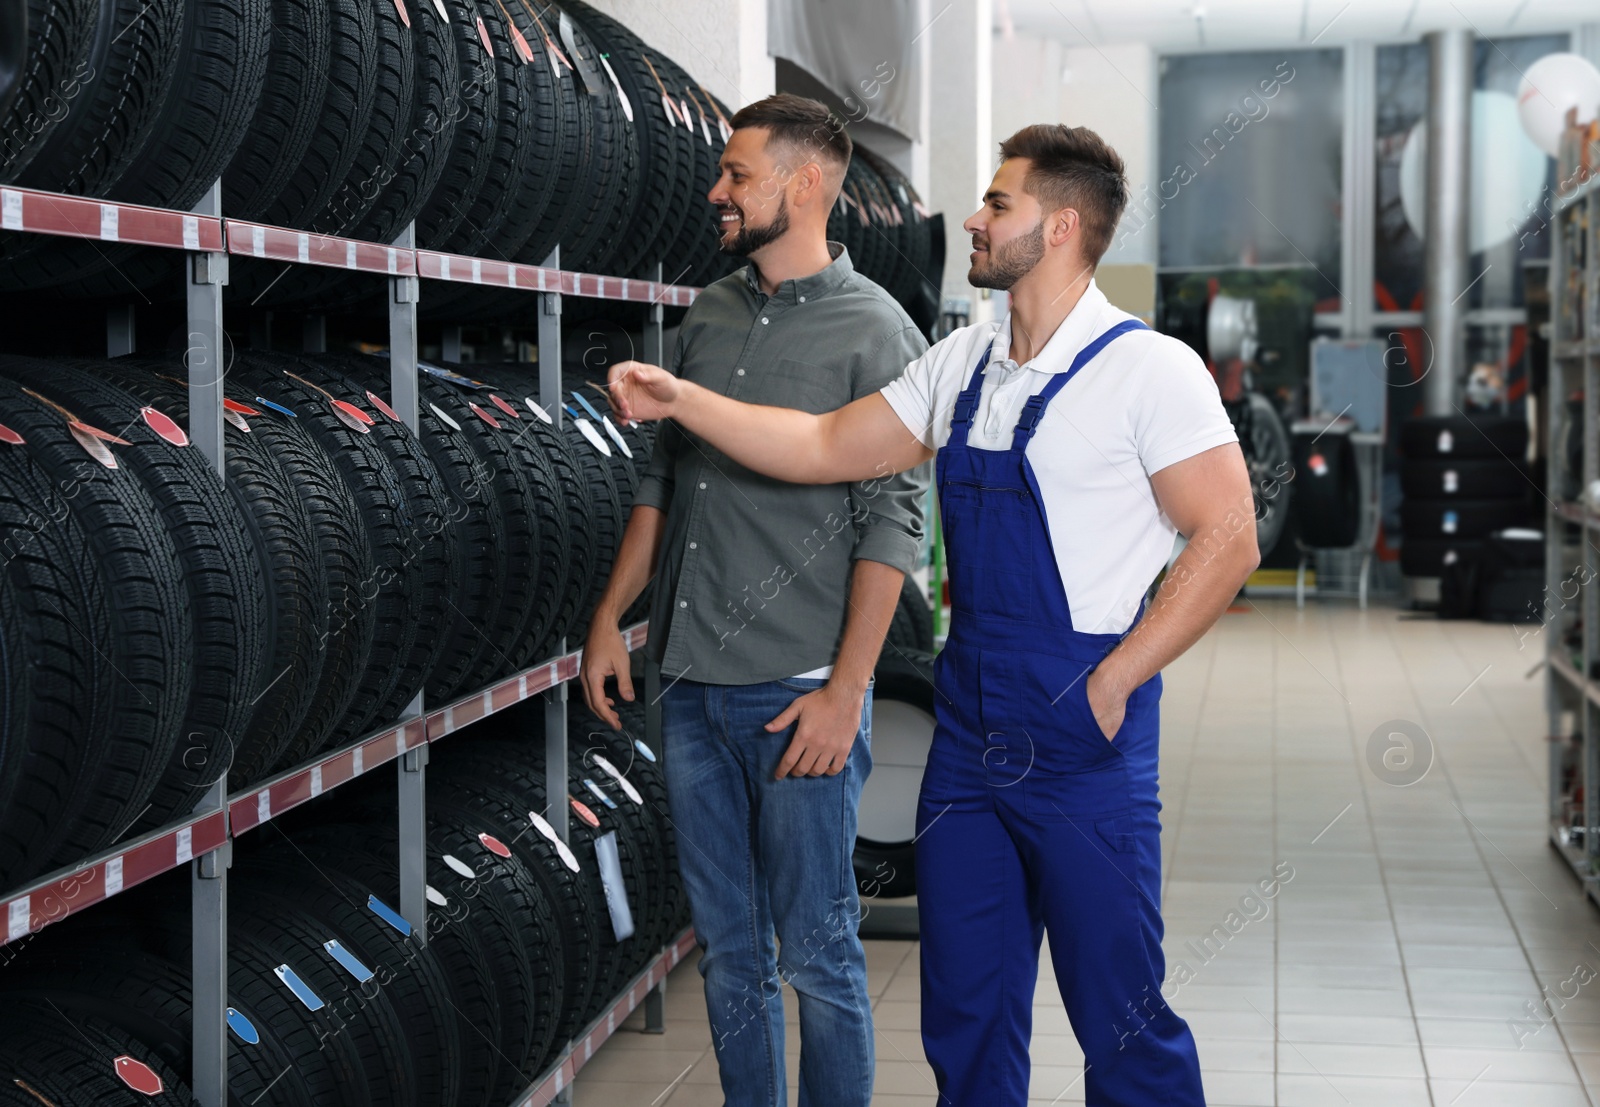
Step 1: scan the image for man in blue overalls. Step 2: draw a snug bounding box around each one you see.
[605,124,1259,1105]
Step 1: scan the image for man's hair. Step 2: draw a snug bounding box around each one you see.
[729,93,852,180]
[997,124,1128,266]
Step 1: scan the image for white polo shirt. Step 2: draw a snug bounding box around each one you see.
[880,281,1238,634]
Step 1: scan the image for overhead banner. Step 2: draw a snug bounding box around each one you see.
[768,0,922,141]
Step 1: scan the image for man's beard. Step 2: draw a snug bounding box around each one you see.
[719,196,791,257]
[968,220,1045,290]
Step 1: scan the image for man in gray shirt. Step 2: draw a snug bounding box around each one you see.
[580,93,927,1106]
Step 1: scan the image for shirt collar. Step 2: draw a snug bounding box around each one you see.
[986,280,1110,374]
[743,242,854,305]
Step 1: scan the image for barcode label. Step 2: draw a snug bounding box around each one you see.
[1,190,21,230]
[182,216,200,250]
[100,205,119,241]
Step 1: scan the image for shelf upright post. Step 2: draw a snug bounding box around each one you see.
[541,245,574,1105]
[187,179,230,1107]
[390,222,429,938]
[539,246,570,847]
[107,303,135,356]
[641,261,668,1031]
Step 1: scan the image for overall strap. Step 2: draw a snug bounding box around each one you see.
[1011,319,1149,448]
[946,344,995,449]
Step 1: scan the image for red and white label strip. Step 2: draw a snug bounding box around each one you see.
[225,221,415,276]
[228,718,426,835]
[0,186,223,251]
[0,810,228,946]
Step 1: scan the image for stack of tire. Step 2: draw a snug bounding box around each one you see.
[0,350,648,891]
[0,0,939,323]
[0,690,684,1107]
[1399,414,1532,580]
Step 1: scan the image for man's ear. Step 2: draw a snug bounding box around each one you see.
[792,161,827,208]
[1048,207,1080,248]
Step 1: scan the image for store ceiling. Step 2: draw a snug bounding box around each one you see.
[997,0,1597,51]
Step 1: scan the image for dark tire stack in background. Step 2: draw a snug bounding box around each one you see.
[0,0,941,328]
[1398,414,1534,601]
[0,351,649,892]
[0,0,947,1100]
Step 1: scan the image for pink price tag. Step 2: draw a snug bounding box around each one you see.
[114,1056,165,1095]
[0,422,22,445]
[393,0,410,26]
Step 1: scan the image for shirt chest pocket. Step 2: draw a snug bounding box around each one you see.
[762,358,847,414]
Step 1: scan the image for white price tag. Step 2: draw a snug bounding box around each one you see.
[346,241,358,268]
[352,746,364,775]
[182,215,200,250]
[8,897,29,940]
[387,249,398,274]
[175,826,193,864]
[100,204,119,241]
[1,189,21,231]
[440,255,451,280]
[471,258,482,283]
[252,225,265,256]
[297,233,309,263]
[258,790,272,823]
[104,856,124,896]
[310,765,323,796]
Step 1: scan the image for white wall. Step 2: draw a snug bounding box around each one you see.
[588,0,774,108]
[990,32,1158,267]
[929,0,995,318]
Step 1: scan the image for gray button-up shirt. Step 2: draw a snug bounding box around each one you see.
[636,243,930,685]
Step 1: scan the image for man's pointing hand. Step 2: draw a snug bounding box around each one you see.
[606,360,684,424]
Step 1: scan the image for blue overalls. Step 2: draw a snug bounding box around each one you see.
[916,320,1206,1106]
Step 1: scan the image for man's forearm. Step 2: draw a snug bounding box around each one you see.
[829,558,906,696]
[593,505,668,627]
[669,382,836,482]
[1096,522,1259,701]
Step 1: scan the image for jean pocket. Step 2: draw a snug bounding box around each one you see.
[776,676,829,693]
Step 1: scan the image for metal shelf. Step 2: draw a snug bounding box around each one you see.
[1,178,694,1106]
[0,182,700,304]
[0,623,648,943]
[510,927,699,1107]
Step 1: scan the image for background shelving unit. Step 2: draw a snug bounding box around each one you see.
[0,180,697,1106]
[1548,170,1599,904]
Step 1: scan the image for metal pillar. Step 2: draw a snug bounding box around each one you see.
[640,267,670,1029]
[1340,42,1376,341]
[539,246,569,846]
[107,304,135,356]
[187,179,229,1107]
[389,223,428,938]
[1421,28,1472,416]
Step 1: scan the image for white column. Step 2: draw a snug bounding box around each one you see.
[929,0,993,320]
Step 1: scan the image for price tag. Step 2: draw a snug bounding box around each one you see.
[252,225,265,256]
[182,215,200,250]
[100,204,119,241]
[440,255,451,280]
[297,233,309,263]
[346,241,358,268]
[593,831,635,941]
[104,856,123,896]
[597,55,633,122]
[1,189,21,230]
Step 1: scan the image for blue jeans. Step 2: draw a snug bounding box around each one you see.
[661,675,875,1107]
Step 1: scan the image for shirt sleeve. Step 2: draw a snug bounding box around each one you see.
[1134,335,1241,477]
[850,324,931,573]
[632,331,684,512]
[879,342,940,450]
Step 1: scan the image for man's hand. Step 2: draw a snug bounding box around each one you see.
[580,616,635,729]
[766,682,865,778]
[1085,668,1128,742]
[606,360,684,424]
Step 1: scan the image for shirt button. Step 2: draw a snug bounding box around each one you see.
[689,542,697,549]
[760,317,769,325]
[799,296,806,303]
[679,601,688,609]
[736,368,745,376]
[699,482,707,489]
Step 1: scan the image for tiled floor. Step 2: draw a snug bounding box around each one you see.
[571,599,1598,1105]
